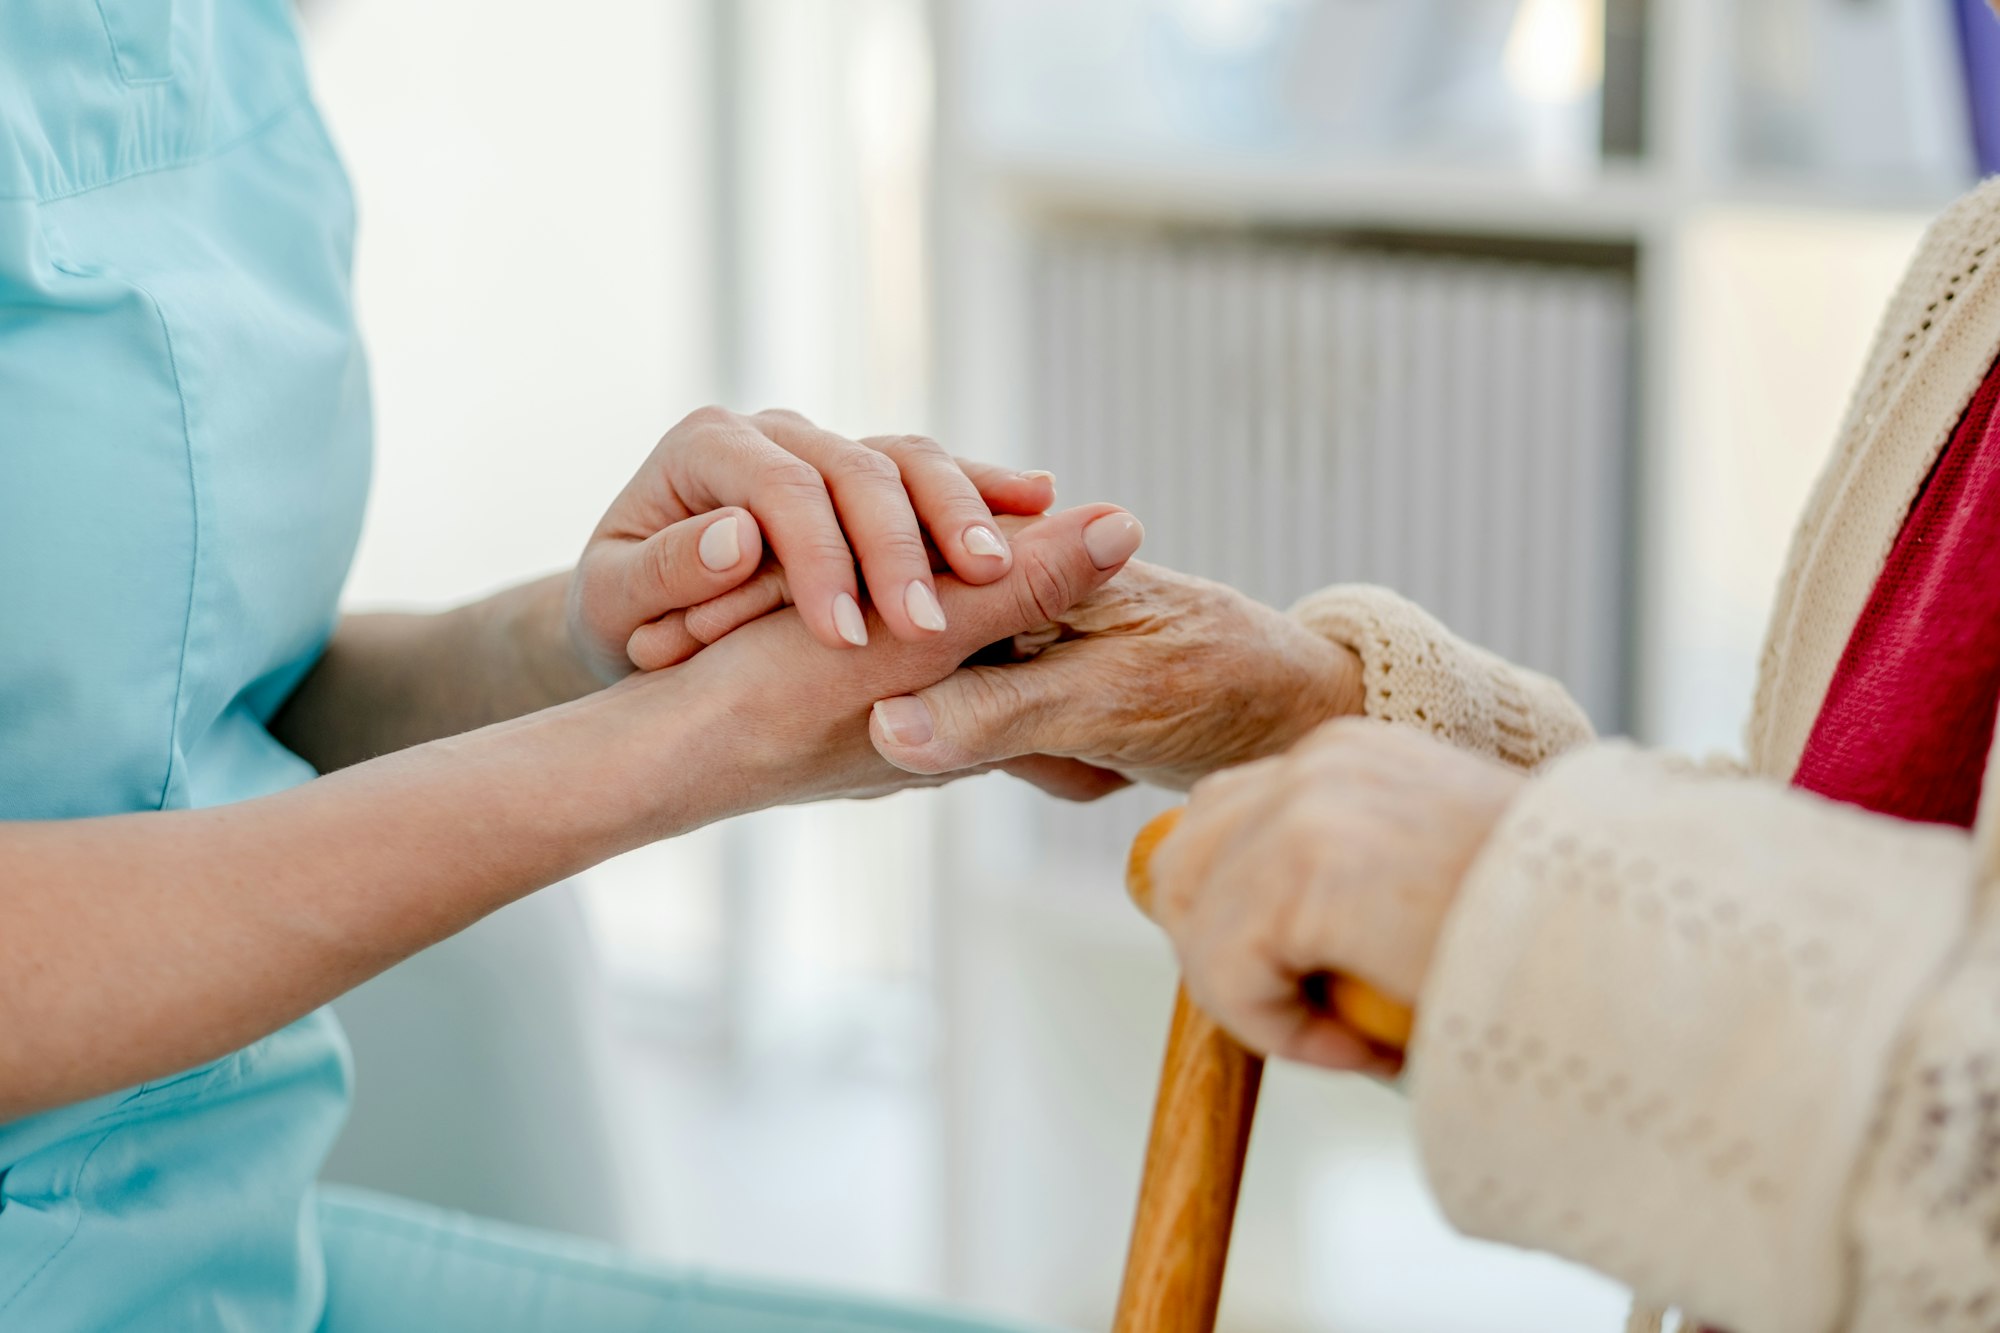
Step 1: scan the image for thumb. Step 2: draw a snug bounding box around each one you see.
[928,503,1143,648]
[871,659,1077,775]
[585,508,766,647]
[849,503,1143,732]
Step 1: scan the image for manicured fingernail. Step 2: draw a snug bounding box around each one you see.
[698,515,741,571]
[963,524,1009,561]
[904,581,947,632]
[873,697,934,747]
[1083,512,1144,569]
[1022,470,1056,502]
[833,592,869,646]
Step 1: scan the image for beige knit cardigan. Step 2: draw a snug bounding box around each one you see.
[1289,175,2000,1333]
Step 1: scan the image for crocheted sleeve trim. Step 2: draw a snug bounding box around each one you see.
[1290,584,1595,771]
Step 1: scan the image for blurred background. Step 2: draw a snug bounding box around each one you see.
[294,1,1995,1328]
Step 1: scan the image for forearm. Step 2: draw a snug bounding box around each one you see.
[0,679,705,1120]
[4,504,1143,1121]
[272,572,603,771]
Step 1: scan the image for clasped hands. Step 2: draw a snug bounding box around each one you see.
[572,407,1526,1073]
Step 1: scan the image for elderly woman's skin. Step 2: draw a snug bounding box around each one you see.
[1148,719,1523,1070]
[848,552,1523,1067]
[868,561,1368,790]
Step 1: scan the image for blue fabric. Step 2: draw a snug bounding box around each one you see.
[316,1187,1058,1333]
[0,6,1041,1330]
[0,2,362,1327]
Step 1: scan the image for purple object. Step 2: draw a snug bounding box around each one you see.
[1958,0,2000,175]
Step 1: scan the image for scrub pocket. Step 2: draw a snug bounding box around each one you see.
[0,1053,246,1312]
[0,1123,95,1311]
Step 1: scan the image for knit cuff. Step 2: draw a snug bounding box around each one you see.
[1290,584,1595,771]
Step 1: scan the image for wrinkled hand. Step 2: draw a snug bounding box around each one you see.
[631,505,1147,818]
[1148,719,1523,1071]
[865,560,1364,794]
[566,405,1056,682]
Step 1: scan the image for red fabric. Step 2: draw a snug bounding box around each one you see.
[1792,358,2000,827]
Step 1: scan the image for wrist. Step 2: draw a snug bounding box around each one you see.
[325,697,665,902]
[559,666,753,847]
[1254,630,1366,762]
[505,572,608,705]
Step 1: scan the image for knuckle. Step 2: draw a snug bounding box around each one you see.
[1010,547,1076,626]
[876,433,946,461]
[688,595,748,642]
[754,406,812,428]
[957,668,1026,732]
[682,603,726,642]
[754,453,829,497]
[835,447,903,485]
[789,526,856,563]
[865,527,932,569]
[678,403,735,432]
[648,531,687,593]
[629,614,696,671]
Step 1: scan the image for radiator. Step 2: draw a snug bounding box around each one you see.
[1024,226,1636,870]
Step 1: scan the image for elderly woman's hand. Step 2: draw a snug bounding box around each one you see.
[1148,719,1523,1071]
[864,561,1364,791]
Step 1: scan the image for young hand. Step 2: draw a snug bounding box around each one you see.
[1148,719,1524,1071]
[565,406,1055,681]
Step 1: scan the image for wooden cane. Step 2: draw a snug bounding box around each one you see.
[1113,807,1414,1333]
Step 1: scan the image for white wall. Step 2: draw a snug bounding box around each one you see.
[1642,209,1928,754]
[302,0,717,609]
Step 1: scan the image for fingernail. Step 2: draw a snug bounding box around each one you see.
[963,524,1009,561]
[698,515,741,571]
[1083,512,1144,569]
[873,697,934,747]
[904,581,947,632]
[1022,470,1057,501]
[833,592,869,646]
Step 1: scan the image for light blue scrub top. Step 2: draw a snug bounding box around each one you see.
[0,1,372,1327]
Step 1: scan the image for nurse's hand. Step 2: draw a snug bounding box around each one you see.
[566,406,1055,682]
[1146,719,1522,1070]
[624,504,1146,822]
